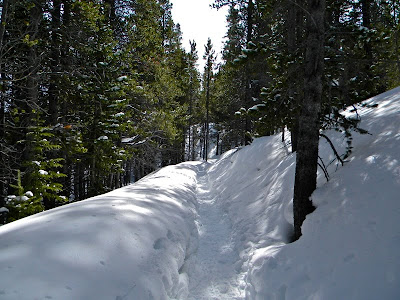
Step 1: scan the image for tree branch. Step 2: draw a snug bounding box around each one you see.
[320,133,344,166]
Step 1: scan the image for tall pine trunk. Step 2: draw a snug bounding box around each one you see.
[0,0,9,207]
[293,0,325,240]
[244,0,254,146]
[205,70,210,161]
[287,0,299,152]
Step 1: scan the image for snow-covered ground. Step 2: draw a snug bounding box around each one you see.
[0,164,201,299]
[0,87,399,299]
[187,162,245,299]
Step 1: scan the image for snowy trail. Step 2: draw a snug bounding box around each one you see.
[187,162,245,300]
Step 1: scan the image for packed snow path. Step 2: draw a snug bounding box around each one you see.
[187,162,245,300]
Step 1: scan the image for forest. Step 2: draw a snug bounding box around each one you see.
[0,0,399,226]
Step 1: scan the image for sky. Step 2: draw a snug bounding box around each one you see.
[169,0,228,70]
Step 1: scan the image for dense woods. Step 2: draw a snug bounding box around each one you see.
[0,0,399,232]
[0,0,202,221]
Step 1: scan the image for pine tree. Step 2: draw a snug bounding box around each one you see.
[186,40,201,161]
[202,38,216,161]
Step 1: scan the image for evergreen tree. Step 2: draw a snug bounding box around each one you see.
[202,38,216,161]
[186,40,201,161]
[0,0,198,222]
[214,4,247,150]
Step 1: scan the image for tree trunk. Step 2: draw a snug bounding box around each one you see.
[293,0,325,241]
[361,0,373,96]
[287,0,298,152]
[0,0,8,208]
[191,125,196,160]
[244,0,254,146]
[361,0,371,56]
[205,70,210,161]
[48,0,61,125]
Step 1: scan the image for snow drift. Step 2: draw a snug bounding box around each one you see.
[207,87,400,299]
[0,163,201,299]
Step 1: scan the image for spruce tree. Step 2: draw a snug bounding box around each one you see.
[202,38,216,161]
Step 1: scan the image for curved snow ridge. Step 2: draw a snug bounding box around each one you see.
[198,87,400,300]
[207,135,296,281]
[0,161,202,300]
[239,87,400,299]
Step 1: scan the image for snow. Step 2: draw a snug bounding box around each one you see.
[244,87,400,299]
[117,76,128,82]
[187,163,245,299]
[0,87,399,299]
[248,103,266,112]
[39,170,48,175]
[0,207,9,213]
[114,112,125,117]
[121,136,137,143]
[24,191,33,197]
[0,163,200,299]
[6,195,30,202]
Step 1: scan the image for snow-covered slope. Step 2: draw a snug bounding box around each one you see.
[0,87,399,300]
[0,163,201,299]
[207,87,400,299]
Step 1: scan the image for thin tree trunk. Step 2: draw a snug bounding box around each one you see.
[205,71,210,161]
[48,0,61,125]
[361,0,373,95]
[191,125,196,160]
[293,0,325,240]
[287,0,298,151]
[244,0,254,146]
[0,0,8,208]
[392,1,400,82]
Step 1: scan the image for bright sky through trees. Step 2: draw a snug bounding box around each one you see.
[170,0,228,70]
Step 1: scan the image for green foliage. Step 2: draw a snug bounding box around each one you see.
[0,0,198,222]
[217,0,397,145]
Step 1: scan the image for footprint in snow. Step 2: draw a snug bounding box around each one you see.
[343,253,355,262]
[153,237,168,250]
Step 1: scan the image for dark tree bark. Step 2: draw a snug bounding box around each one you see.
[360,0,375,98]
[48,0,61,126]
[287,0,299,152]
[205,65,210,161]
[293,0,325,240]
[361,0,371,56]
[0,0,9,208]
[203,38,215,161]
[244,0,253,146]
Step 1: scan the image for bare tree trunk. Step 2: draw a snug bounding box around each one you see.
[0,0,9,208]
[287,0,298,151]
[293,0,325,240]
[205,70,210,161]
[244,0,254,146]
[361,0,373,96]
[191,125,196,160]
[48,0,61,125]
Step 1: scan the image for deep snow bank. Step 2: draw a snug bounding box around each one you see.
[0,162,201,300]
[208,87,400,299]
